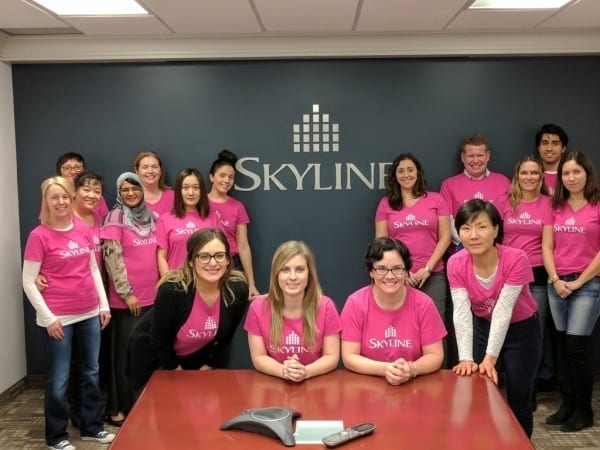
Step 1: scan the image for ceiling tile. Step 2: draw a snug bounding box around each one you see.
[254,0,359,32]
[448,9,556,30]
[0,0,67,28]
[539,0,600,28]
[357,0,468,31]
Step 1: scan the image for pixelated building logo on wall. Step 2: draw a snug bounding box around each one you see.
[293,104,340,153]
[235,104,389,191]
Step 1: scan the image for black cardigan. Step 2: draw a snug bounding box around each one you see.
[126,278,248,389]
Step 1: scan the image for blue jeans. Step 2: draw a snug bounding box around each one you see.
[530,284,554,380]
[548,276,600,336]
[41,316,104,446]
[474,314,540,437]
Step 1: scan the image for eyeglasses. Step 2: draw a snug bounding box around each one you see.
[119,187,143,194]
[61,164,83,172]
[372,266,406,276]
[195,252,228,264]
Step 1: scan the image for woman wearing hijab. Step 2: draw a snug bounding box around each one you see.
[101,172,158,426]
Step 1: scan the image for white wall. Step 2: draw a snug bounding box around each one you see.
[0,61,27,392]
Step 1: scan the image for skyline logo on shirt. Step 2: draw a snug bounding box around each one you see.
[186,316,218,339]
[175,221,198,235]
[60,240,91,258]
[474,191,484,200]
[133,236,157,247]
[392,212,429,229]
[214,210,231,229]
[269,331,313,355]
[554,216,585,234]
[506,210,542,226]
[368,325,413,349]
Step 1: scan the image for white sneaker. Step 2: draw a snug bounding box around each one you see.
[81,430,115,444]
[47,440,75,450]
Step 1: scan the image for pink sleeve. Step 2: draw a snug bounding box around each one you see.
[439,180,453,214]
[340,295,364,342]
[243,297,265,335]
[321,297,342,336]
[417,293,448,346]
[237,201,250,225]
[433,192,450,216]
[99,225,122,241]
[503,248,534,285]
[24,230,44,261]
[98,196,109,217]
[446,253,466,289]
[374,197,389,222]
[156,216,168,250]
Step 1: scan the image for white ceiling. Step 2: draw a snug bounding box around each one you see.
[0,0,599,62]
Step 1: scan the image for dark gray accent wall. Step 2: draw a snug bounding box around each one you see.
[13,57,600,374]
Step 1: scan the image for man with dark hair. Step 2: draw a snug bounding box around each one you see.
[535,123,569,195]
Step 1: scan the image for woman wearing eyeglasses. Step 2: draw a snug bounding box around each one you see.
[341,237,446,385]
[126,228,248,390]
[156,168,216,275]
[447,199,540,437]
[244,241,341,382]
[100,172,158,426]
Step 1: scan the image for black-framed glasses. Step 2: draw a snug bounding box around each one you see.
[195,252,228,264]
[372,266,406,276]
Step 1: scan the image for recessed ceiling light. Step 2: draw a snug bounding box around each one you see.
[469,0,572,9]
[32,0,148,16]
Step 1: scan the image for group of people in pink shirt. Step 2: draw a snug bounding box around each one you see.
[22,123,599,449]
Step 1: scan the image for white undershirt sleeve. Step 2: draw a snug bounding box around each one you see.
[22,260,57,327]
[89,254,109,312]
[486,284,522,357]
[450,287,474,362]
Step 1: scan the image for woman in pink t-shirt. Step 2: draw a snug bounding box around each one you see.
[495,155,554,399]
[157,168,216,275]
[341,237,446,386]
[22,177,114,449]
[542,151,600,432]
[73,171,105,269]
[101,171,158,426]
[133,150,174,218]
[375,153,451,364]
[448,199,539,437]
[208,150,260,298]
[245,241,341,382]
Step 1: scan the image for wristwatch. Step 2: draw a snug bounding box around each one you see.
[548,274,559,285]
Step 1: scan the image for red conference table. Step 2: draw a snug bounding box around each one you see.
[109,369,533,450]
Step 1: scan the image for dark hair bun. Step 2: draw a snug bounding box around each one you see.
[218,149,238,164]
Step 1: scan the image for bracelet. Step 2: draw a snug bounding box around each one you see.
[409,361,418,378]
[424,266,432,274]
[548,274,559,285]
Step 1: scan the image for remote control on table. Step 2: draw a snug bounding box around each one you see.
[322,422,376,448]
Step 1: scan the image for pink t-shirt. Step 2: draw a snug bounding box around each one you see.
[447,245,538,322]
[340,285,447,363]
[209,197,250,256]
[75,213,103,270]
[440,171,511,216]
[495,194,553,268]
[100,225,159,309]
[157,211,218,270]
[174,293,221,358]
[244,295,341,365]
[146,188,175,219]
[97,196,109,217]
[375,192,450,271]
[546,202,600,275]
[543,172,558,196]
[23,220,100,316]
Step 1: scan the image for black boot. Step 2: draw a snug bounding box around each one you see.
[561,335,594,432]
[546,332,575,425]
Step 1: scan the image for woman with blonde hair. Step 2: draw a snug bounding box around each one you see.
[244,241,341,382]
[23,177,114,450]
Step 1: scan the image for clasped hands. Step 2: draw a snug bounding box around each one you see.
[281,354,308,382]
[385,358,413,386]
[453,354,498,385]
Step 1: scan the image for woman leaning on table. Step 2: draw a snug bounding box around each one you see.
[101,172,158,427]
[126,228,249,391]
[340,237,446,386]
[448,199,539,437]
[542,151,600,433]
[22,176,114,450]
[244,241,341,382]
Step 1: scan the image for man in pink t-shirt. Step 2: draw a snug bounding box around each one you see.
[535,123,568,196]
[440,134,510,248]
